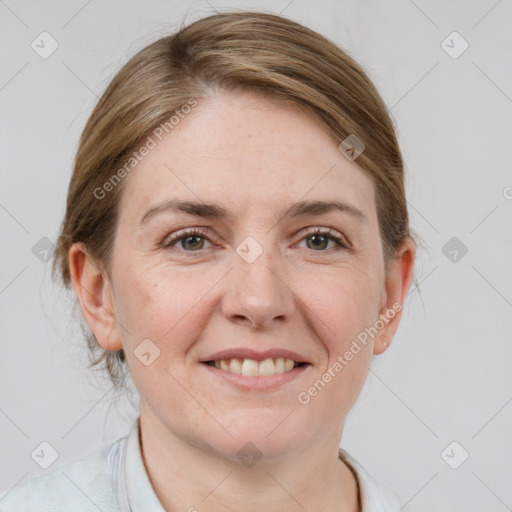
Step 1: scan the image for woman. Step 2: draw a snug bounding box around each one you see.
[0,11,416,511]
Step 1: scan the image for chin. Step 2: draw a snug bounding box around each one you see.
[204,411,307,463]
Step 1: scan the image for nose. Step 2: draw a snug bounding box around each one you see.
[221,242,294,329]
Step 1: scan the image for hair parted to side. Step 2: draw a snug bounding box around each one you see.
[52,11,417,393]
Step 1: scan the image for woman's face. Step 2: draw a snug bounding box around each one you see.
[75,90,414,460]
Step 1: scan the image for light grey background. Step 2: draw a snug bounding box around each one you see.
[1,0,511,510]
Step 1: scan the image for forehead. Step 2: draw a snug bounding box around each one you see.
[118,91,376,225]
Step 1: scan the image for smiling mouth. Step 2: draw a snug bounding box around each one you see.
[203,357,308,377]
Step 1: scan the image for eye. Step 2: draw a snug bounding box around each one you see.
[160,228,213,252]
[297,227,349,251]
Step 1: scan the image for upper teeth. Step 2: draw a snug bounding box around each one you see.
[210,357,298,377]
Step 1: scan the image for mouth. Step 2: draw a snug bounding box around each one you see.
[202,357,309,377]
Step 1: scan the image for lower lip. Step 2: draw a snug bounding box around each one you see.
[200,362,310,391]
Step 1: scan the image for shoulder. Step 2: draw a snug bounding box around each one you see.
[339,447,402,512]
[0,441,120,512]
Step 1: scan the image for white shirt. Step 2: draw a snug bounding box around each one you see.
[0,416,401,511]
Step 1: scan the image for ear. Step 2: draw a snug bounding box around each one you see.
[374,237,416,355]
[68,242,123,352]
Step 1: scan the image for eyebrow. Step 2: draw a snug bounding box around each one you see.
[139,198,367,226]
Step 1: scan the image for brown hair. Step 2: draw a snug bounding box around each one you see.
[52,11,417,393]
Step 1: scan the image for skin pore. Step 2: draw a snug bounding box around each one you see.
[69,89,415,512]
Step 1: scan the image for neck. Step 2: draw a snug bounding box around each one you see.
[138,408,360,512]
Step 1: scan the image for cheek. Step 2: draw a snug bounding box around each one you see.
[307,265,382,342]
[302,264,382,404]
[115,265,211,355]
[114,270,204,400]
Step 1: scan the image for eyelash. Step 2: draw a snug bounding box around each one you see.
[160,227,349,254]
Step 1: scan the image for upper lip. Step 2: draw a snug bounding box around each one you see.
[201,348,310,364]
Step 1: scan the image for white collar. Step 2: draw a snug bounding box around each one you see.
[339,446,401,511]
[107,416,165,512]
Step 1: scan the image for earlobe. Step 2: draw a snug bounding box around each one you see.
[374,238,416,355]
[68,243,123,352]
